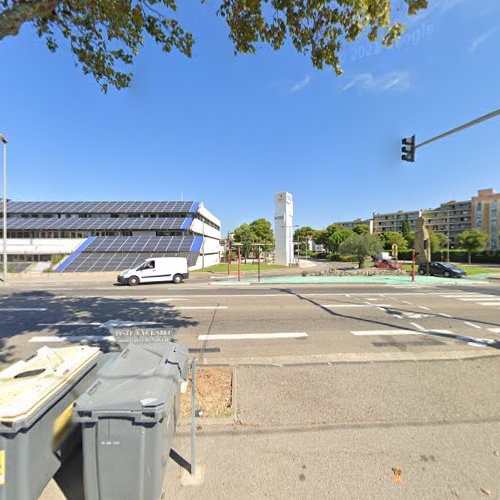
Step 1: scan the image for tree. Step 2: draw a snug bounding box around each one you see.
[0,1,428,92]
[294,226,317,253]
[405,231,416,249]
[339,234,383,269]
[314,224,344,252]
[249,218,274,251]
[327,229,355,254]
[353,224,370,235]
[457,230,489,264]
[233,223,257,263]
[428,231,448,252]
[401,216,411,239]
[382,231,408,252]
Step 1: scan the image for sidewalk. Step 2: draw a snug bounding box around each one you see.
[42,358,500,499]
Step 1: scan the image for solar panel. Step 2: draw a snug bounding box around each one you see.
[2,217,191,231]
[61,250,198,272]
[6,201,197,215]
[83,235,197,253]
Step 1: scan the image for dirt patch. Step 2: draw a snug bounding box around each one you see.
[181,367,233,418]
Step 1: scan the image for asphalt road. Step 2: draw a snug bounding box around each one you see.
[1,280,499,365]
[3,277,496,499]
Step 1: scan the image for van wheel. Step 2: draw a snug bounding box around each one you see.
[418,269,426,275]
[128,276,140,286]
[173,274,183,284]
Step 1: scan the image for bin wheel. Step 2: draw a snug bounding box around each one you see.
[128,276,140,286]
[173,274,183,284]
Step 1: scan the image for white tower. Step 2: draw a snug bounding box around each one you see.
[274,192,294,266]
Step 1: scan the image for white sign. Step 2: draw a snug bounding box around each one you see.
[274,192,294,266]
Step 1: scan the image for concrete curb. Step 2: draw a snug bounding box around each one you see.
[198,350,499,367]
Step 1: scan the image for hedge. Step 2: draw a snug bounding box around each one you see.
[397,249,500,264]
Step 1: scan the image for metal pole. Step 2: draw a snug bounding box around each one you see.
[415,109,500,150]
[202,224,205,271]
[1,136,7,283]
[257,247,261,282]
[447,210,450,262]
[411,249,416,282]
[227,240,231,275]
[237,246,241,282]
[191,358,196,476]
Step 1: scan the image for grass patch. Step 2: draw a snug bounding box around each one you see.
[181,367,232,418]
[193,263,287,273]
[399,263,500,276]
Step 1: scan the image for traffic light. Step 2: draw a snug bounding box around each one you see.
[401,135,416,162]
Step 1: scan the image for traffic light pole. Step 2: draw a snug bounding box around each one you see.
[402,108,499,162]
[415,108,499,150]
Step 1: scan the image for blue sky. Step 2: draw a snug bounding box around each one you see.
[1,0,499,234]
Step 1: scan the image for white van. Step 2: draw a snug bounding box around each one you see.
[117,257,189,286]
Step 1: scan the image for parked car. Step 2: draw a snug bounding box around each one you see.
[117,257,189,286]
[374,259,402,270]
[418,262,466,278]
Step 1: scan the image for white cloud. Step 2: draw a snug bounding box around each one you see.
[289,75,311,94]
[342,71,410,93]
[468,28,496,52]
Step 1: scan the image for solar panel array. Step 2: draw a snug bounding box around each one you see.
[60,235,201,272]
[84,235,196,252]
[7,201,197,214]
[61,252,198,272]
[3,217,190,231]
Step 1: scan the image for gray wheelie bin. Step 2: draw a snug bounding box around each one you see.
[73,341,189,500]
[0,345,101,500]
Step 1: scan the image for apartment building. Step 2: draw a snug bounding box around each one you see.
[332,188,498,249]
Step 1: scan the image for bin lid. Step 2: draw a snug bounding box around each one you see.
[0,345,101,423]
[75,342,188,415]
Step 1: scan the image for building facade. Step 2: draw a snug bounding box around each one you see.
[0,201,222,271]
[331,188,498,249]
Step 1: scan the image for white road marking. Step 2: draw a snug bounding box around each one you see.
[439,313,452,318]
[401,300,412,305]
[321,304,392,308]
[38,322,102,326]
[419,306,431,311]
[477,302,500,306]
[464,321,481,329]
[197,332,308,341]
[0,308,47,311]
[153,306,228,310]
[458,297,498,301]
[351,329,452,336]
[410,322,425,330]
[487,328,500,333]
[438,292,480,299]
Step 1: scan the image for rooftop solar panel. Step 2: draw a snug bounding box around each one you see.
[2,217,192,231]
[6,201,198,214]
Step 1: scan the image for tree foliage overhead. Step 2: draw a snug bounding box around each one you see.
[0,0,428,91]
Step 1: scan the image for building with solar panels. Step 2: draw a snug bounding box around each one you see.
[1,201,222,272]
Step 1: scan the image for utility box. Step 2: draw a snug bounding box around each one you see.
[74,341,189,500]
[0,345,101,500]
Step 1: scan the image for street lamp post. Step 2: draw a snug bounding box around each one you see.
[0,134,7,282]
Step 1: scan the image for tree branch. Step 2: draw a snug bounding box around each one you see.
[0,0,61,41]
